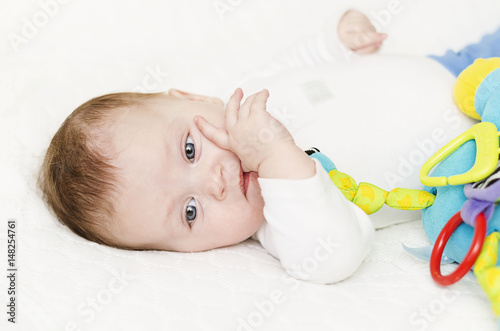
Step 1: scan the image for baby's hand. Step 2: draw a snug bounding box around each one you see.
[194,88,294,173]
[338,10,387,54]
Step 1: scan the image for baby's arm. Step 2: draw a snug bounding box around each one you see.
[267,9,387,71]
[257,159,374,283]
[195,89,373,283]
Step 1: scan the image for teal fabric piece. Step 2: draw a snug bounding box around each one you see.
[309,151,336,172]
[401,243,454,264]
[476,68,500,118]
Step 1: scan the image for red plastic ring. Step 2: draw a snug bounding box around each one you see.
[430,211,487,286]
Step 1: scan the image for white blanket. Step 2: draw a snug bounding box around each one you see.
[1,0,500,330]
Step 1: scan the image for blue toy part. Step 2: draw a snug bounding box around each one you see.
[308,149,336,172]
[401,243,454,264]
[476,69,500,121]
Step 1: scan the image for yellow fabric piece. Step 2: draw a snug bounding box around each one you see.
[454,58,500,120]
[328,169,435,215]
[474,232,500,317]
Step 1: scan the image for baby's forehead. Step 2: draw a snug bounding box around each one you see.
[108,99,183,161]
[125,95,184,118]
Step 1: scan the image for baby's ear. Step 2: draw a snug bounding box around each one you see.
[168,89,224,106]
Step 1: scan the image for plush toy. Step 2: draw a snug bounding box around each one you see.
[419,57,500,318]
[421,58,500,265]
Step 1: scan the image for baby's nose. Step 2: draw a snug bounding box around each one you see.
[205,164,226,200]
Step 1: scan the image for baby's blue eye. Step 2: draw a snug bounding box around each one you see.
[185,198,197,223]
[185,135,195,162]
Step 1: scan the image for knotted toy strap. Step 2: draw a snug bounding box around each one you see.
[329,169,435,214]
[307,148,435,215]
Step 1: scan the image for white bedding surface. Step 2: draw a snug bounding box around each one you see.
[8,217,500,330]
[2,0,500,330]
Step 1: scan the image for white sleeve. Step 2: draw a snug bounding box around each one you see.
[252,159,374,284]
[266,5,358,72]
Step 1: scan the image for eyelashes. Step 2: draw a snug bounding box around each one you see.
[185,135,195,162]
[185,198,197,224]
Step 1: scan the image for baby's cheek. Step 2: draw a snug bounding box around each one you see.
[246,200,265,228]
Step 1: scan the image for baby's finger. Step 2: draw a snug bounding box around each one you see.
[194,115,229,150]
[239,92,259,118]
[225,88,243,128]
[354,33,386,53]
[352,31,381,49]
[373,33,387,44]
[355,43,381,54]
[250,89,270,114]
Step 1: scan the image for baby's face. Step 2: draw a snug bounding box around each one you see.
[108,93,265,252]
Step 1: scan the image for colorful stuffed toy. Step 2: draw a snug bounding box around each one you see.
[420,58,500,266]
[419,57,500,319]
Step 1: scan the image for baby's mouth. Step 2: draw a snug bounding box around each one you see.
[240,170,251,196]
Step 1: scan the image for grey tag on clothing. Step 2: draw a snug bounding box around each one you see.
[299,79,334,107]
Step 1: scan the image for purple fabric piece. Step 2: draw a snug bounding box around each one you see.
[464,179,500,202]
[461,174,500,226]
[460,198,495,226]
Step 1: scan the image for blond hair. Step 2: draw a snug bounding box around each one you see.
[39,92,163,248]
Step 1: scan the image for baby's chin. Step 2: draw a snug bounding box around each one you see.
[226,214,265,249]
[246,211,266,237]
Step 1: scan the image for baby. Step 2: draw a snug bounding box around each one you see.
[37,10,405,283]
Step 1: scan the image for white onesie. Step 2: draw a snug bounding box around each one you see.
[250,8,374,284]
[244,5,476,284]
[246,5,474,283]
